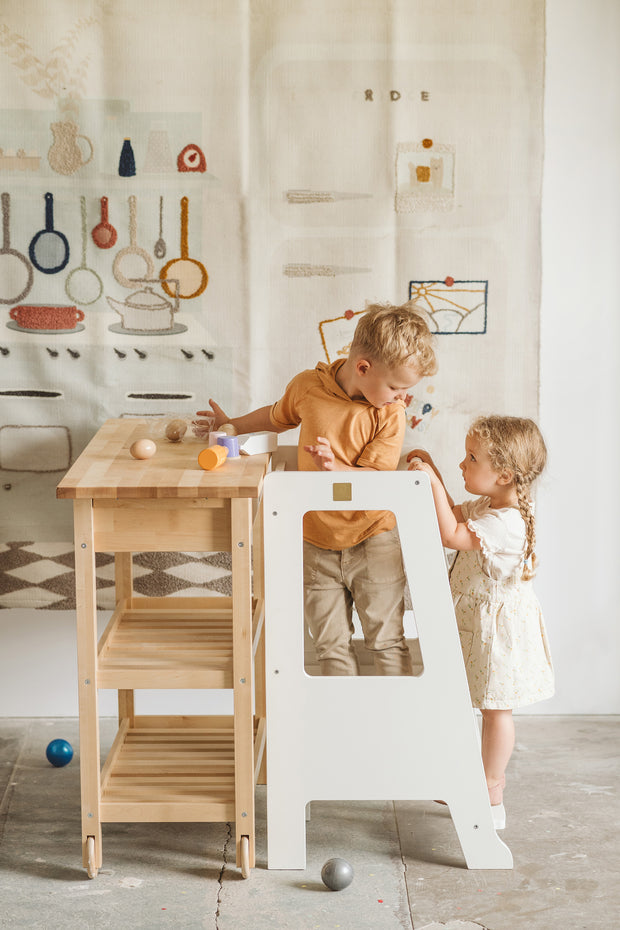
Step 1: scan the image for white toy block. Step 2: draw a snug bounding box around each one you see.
[238,431,278,455]
[263,470,512,871]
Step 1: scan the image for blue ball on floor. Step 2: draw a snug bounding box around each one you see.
[46,738,74,767]
[321,857,354,891]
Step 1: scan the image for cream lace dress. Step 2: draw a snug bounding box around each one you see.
[449,497,555,710]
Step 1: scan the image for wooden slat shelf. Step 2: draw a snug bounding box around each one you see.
[97,599,235,688]
[100,717,236,823]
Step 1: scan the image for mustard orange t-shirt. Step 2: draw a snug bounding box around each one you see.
[269,359,405,549]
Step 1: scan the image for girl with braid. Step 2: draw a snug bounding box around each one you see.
[408,416,554,829]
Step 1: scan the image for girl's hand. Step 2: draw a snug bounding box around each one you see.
[304,436,336,471]
[406,448,434,467]
[408,458,436,481]
[196,399,228,430]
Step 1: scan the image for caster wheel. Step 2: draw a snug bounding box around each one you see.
[240,835,250,879]
[86,835,98,879]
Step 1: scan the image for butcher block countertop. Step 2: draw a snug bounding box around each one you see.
[56,418,271,501]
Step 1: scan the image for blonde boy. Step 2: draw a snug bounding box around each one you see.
[199,303,437,675]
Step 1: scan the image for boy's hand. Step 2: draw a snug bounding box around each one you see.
[304,436,336,471]
[196,399,228,430]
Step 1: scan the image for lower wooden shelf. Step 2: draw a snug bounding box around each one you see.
[97,598,235,689]
[100,715,236,822]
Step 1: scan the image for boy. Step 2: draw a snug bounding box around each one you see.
[198,302,437,675]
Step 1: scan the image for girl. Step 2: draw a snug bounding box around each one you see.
[408,415,554,829]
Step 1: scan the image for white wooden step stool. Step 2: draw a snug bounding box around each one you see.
[263,470,512,870]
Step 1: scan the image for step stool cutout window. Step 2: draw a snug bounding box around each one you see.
[301,504,424,678]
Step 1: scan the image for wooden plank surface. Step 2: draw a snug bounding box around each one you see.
[100,722,236,823]
[57,418,270,500]
[96,604,235,689]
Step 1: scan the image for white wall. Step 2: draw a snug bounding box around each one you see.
[534,0,620,714]
[1,0,618,716]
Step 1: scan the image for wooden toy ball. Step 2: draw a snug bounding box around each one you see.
[130,438,157,459]
[165,418,188,442]
[321,858,354,891]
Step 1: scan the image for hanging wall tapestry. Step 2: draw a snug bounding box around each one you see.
[0,0,544,607]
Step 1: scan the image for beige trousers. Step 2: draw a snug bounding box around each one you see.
[303,527,412,676]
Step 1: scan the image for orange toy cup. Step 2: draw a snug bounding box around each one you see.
[198,445,228,470]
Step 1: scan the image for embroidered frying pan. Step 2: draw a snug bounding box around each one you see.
[113,194,155,289]
[91,196,117,249]
[29,192,70,274]
[0,192,33,304]
[65,196,104,305]
[160,196,208,299]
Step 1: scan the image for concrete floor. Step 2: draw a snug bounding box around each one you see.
[0,716,617,929]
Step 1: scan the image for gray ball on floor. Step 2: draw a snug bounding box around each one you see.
[321,857,354,891]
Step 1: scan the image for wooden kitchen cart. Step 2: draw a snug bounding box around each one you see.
[56,418,270,879]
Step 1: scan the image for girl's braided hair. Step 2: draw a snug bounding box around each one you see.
[469,415,547,580]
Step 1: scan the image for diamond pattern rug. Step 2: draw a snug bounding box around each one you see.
[0,542,232,610]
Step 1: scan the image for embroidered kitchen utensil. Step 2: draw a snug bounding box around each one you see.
[65,196,103,305]
[0,192,33,304]
[113,194,155,289]
[159,196,207,299]
[29,192,70,274]
[91,195,117,249]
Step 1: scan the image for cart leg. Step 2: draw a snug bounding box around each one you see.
[232,499,256,875]
[75,500,103,877]
[114,552,136,727]
[118,690,134,727]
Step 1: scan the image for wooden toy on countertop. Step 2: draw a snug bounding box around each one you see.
[216,435,239,458]
[197,444,228,471]
[164,418,188,442]
[237,431,278,456]
[130,438,156,459]
[209,427,277,456]
[153,415,214,443]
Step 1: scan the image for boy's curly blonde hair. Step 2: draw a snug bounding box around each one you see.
[350,301,437,376]
[469,415,547,580]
